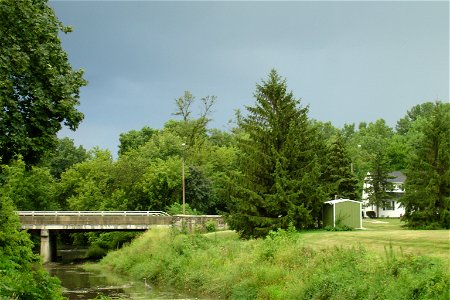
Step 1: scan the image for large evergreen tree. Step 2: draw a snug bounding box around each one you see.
[227,70,325,238]
[401,102,450,228]
[322,133,358,200]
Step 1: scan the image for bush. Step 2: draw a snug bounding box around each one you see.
[88,232,140,250]
[366,211,376,218]
[324,224,354,231]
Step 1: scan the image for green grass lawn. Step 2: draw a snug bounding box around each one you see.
[296,218,450,260]
[210,218,449,260]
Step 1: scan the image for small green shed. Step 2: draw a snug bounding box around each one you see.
[323,199,362,229]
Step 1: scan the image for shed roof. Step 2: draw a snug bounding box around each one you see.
[324,199,363,205]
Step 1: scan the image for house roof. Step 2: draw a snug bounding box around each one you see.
[324,199,363,205]
[387,171,406,183]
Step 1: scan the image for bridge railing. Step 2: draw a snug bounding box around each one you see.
[17,211,170,217]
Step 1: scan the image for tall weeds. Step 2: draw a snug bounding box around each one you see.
[99,228,449,299]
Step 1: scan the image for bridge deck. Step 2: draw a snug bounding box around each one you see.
[18,211,173,230]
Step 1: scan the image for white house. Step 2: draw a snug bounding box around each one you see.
[362,171,406,218]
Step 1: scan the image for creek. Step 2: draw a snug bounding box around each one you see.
[45,249,198,299]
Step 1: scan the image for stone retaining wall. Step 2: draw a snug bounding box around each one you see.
[172,215,228,232]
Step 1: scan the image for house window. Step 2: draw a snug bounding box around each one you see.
[383,201,395,211]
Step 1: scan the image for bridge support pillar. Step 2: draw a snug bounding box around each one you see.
[40,229,56,263]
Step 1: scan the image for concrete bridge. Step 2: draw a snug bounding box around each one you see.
[18,211,227,263]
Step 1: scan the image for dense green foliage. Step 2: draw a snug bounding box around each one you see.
[0,157,58,210]
[0,0,86,165]
[40,137,89,179]
[344,119,398,193]
[84,232,140,260]
[396,102,437,135]
[401,102,450,229]
[227,70,325,238]
[322,133,358,199]
[0,194,64,299]
[99,229,449,300]
[55,125,236,213]
[118,126,157,156]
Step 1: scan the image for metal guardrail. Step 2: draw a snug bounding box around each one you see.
[17,211,170,217]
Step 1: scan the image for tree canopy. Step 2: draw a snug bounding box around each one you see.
[118,126,158,156]
[396,102,437,135]
[0,0,87,165]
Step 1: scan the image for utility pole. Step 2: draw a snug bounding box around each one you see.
[182,143,186,215]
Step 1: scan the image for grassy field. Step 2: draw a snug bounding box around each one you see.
[297,218,450,260]
[98,221,449,299]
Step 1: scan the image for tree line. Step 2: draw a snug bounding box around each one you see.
[1,72,448,234]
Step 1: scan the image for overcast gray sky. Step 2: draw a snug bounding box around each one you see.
[51,1,449,156]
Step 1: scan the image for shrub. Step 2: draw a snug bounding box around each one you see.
[166,202,199,215]
[324,217,354,231]
[204,220,216,233]
[85,245,108,260]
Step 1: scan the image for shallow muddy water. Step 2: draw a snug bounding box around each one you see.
[46,260,197,299]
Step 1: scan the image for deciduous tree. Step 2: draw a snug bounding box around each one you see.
[59,149,114,210]
[364,152,393,217]
[185,166,213,214]
[346,119,394,196]
[0,0,87,165]
[40,137,89,178]
[170,91,216,149]
[0,187,64,298]
[0,158,58,210]
[396,102,436,135]
[118,126,158,156]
